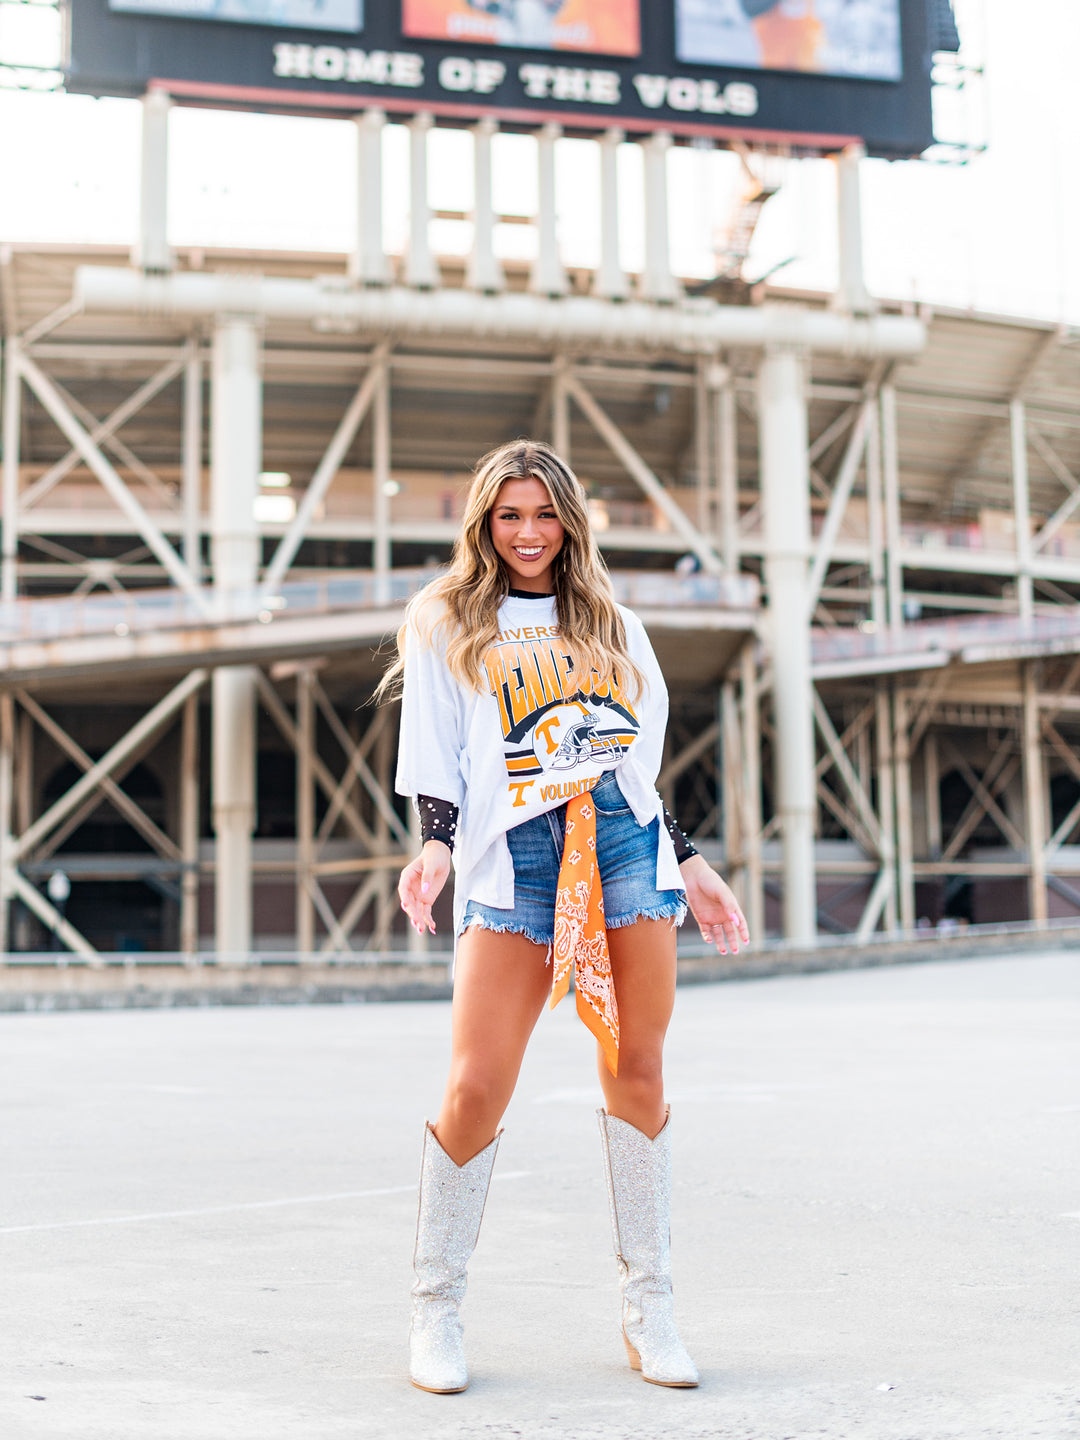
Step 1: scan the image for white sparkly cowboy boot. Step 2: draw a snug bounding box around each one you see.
[409,1123,501,1394]
[598,1108,699,1388]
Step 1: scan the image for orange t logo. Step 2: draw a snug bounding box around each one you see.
[535,714,562,756]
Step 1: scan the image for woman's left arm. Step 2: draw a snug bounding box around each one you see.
[678,853,750,954]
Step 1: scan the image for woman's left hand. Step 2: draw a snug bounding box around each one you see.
[679,853,750,954]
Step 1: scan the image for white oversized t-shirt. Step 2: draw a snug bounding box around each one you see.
[395,592,683,941]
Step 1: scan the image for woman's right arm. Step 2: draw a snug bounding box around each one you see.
[394,612,466,935]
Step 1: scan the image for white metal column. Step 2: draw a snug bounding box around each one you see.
[1022,661,1047,924]
[210,316,261,957]
[531,124,568,297]
[1011,398,1035,624]
[179,690,200,957]
[134,89,172,273]
[0,694,13,954]
[372,354,391,604]
[880,383,903,634]
[595,128,629,301]
[1,338,19,603]
[349,109,391,287]
[406,112,438,289]
[182,345,203,577]
[713,363,739,571]
[467,118,505,294]
[833,142,872,315]
[758,344,816,943]
[641,132,678,303]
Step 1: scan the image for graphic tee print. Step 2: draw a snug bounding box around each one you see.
[482,618,640,814]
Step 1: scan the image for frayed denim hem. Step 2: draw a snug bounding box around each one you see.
[604,896,687,932]
[458,916,555,951]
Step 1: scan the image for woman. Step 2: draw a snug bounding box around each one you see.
[382,440,748,1394]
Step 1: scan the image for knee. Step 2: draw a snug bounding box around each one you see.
[443,1063,509,1127]
[611,1048,665,1106]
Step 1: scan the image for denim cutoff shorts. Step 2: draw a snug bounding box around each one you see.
[459,769,686,948]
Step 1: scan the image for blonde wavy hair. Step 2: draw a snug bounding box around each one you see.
[376,440,644,703]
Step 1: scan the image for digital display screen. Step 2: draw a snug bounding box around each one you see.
[675,0,902,81]
[402,0,641,58]
[108,0,363,35]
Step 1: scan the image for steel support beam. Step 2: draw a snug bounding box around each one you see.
[182,345,203,578]
[552,356,571,459]
[296,666,316,954]
[1021,661,1048,925]
[714,366,739,572]
[405,112,438,290]
[349,108,391,287]
[467,118,504,294]
[874,684,897,931]
[1,337,19,603]
[373,355,392,605]
[893,687,915,931]
[595,128,629,301]
[641,131,678,303]
[758,345,816,943]
[134,89,172,273]
[531,124,568,298]
[180,689,200,958]
[0,693,13,952]
[1011,398,1035,623]
[210,315,261,957]
[76,269,926,359]
[880,384,903,634]
[832,142,873,316]
[740,639,764,941]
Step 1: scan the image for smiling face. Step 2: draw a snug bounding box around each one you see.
[488,476,565,593]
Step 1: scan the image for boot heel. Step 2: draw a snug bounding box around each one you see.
[622,1329,642,1371]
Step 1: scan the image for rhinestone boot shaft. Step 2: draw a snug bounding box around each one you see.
[598,1108,699,1388]
[409,1123,501,1394]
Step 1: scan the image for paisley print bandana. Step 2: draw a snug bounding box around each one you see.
[549,792,620,1076]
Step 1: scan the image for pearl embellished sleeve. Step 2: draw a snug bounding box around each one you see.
[418,794,459,849]
[663,805,698,864]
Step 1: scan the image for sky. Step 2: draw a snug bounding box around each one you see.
[0,0,1077,325]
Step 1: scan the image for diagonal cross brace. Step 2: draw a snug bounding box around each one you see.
[261,346,387,597]
[14,689,181,862]
[812,687,884,855]
[21,347,190,511]
[565,372,723,575]
[12,670,208,863]
[17,351,211,616]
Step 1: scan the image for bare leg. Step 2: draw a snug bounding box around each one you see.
[597,917,678,1139]
[434,927,552,1165]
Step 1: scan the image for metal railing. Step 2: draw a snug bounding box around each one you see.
[0,567,760,645]
[812,607,1080,668]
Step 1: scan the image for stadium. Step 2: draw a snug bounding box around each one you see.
[2,0,1078,974]
[2,6,1079,1439]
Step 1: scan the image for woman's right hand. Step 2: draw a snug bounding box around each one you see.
[398,839,452,935]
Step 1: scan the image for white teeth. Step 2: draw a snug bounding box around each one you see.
[514,547,543,557]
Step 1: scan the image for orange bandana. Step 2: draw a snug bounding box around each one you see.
[550,791,620,1076]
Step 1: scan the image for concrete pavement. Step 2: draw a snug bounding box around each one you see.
[2,952,1078,1440]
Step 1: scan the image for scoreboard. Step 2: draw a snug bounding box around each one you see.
[63,0,941,157]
